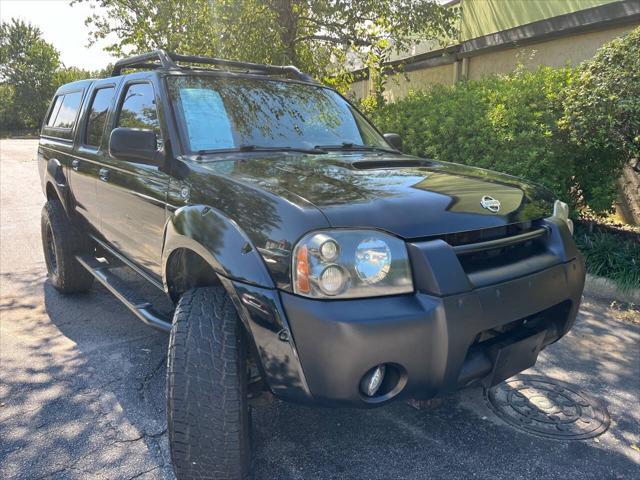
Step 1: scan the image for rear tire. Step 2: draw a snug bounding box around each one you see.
[41,200,94,294]
[167,287,250,480]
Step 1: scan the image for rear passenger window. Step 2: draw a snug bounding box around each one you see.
[117,83,161,138]
[85,87,115,147]
[52,91,83,129]
[46,96,64,127]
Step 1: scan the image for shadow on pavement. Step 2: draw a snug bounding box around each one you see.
[1,271,171,479]
[1,270,639,479]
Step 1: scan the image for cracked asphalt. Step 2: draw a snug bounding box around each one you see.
[1,139,639,479]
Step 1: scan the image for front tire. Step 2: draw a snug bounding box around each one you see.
[41,200,94,294]
[167,287,250,480]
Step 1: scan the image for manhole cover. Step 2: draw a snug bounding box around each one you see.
[486,375,610,440]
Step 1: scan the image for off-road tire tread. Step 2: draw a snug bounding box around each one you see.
[41,200,94,293]
[167,287,250,480]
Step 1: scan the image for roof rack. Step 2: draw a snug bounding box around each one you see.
[111,49,316,83]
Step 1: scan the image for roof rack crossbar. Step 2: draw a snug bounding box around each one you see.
[168,53,316,82]
[111,50,316,83]
[112,50,178,76]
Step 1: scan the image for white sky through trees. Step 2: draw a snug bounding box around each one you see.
[0,0,115,70]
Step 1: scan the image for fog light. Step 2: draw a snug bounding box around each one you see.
[360,364,386,397]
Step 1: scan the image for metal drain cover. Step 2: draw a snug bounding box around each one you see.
[486,375,610,440]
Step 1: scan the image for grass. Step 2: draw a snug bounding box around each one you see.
[574,224,640,292]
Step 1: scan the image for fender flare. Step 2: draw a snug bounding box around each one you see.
[161,205,313,402]
[44,158,72,214]
[161,204,275,292]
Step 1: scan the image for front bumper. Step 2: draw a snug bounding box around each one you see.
[236,219,585,407]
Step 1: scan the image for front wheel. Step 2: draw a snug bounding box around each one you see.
[167,287,250,480]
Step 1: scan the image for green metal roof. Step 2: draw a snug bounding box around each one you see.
[459,0,621,41]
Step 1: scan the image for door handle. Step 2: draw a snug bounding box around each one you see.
[71,160,79,171]
[99,168,110,182]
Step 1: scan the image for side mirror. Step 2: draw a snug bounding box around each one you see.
[109,127,160,165]
[384,133,402,151]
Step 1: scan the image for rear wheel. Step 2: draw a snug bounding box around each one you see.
[167,287,250,480]
[41,200,94,294]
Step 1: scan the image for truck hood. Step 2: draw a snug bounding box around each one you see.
[199,151,555,239]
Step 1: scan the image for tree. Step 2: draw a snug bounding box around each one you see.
[53,66,106,86]
[72,0,219,56]
[74,0,457,96]
[563,26,640,164]
[562,26,640,213]
[0,19,61,130]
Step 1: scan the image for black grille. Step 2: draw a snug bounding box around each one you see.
[431,221,537,247]
[457,239,546,274]
[423,221,551,276]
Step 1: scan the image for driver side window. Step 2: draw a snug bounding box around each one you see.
[117,83,162,146]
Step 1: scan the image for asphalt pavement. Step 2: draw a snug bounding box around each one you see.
[1,139,639,479]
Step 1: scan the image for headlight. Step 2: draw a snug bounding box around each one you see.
[553,200,574,234]
[293,230,413,299]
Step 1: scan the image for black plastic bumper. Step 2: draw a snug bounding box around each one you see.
[282,255,584,406]
[236,219,585,407]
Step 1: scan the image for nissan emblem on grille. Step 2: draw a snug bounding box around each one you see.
[480,195,501,213]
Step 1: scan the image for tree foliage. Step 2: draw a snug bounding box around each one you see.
[72,0,218,57]
[0,19,100,134]
[74,0,457,93]
[562,26,640,164]
[0,19,60,130]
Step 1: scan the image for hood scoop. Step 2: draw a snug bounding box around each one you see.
[352,159,431,170]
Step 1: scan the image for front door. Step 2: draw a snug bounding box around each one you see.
[98,79,169,277]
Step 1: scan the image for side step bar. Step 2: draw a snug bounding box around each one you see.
[75,254,172,332]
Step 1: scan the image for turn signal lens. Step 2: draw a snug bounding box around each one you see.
[295,245,310,293]
[553,200,574,234]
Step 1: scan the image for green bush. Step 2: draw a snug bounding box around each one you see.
[563,27,640,167]
[574,225,640,291]
[369,66,620,215]
[372,57,640,214]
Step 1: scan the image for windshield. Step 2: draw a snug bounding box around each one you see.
[167,75,390,153]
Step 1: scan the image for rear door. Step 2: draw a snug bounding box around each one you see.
[98,75,170,277]
[39,88,88,221]
[71,79,119,234]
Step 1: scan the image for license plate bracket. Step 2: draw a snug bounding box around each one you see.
[483,330,546,387]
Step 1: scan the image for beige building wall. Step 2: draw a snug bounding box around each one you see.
[383,64,454,102]
[467,24,637,80]
[349,23,639,101]
[348,63,455,101]
[347,79,369,100]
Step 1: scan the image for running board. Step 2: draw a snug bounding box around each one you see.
[75,254,172,332]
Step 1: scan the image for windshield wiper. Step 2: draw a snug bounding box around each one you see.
[198,145,327,155]
[314,142,397,153]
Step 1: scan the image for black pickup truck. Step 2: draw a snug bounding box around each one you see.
[38,50,585,480]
